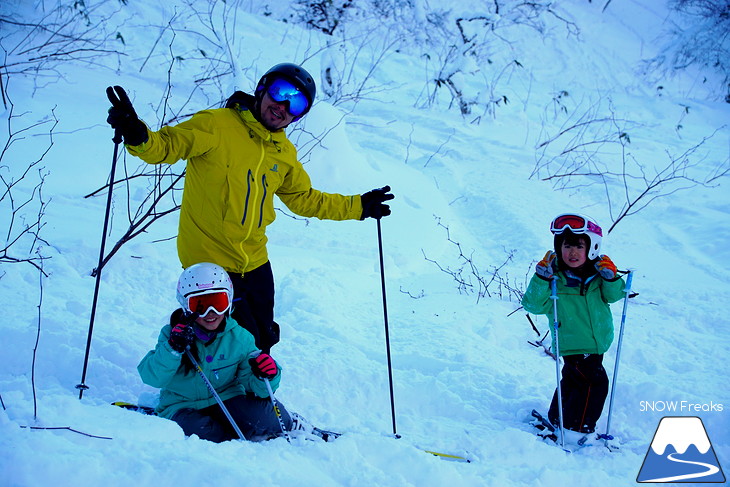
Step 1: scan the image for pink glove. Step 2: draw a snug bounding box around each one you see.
[168,323,194,353]
[249,353,278,379]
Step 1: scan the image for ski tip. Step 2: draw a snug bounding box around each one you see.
[422,449,472,463]
[111,401,157,415]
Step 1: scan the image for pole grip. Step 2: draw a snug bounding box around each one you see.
[624,270,634,292]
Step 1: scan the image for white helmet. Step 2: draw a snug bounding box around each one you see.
[550,213,603,260]
[176,263,234,315]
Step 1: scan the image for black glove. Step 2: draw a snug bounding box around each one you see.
[249,353,278,379]
[106,86,149,146]
[360,185,394,220]
[168,322,195,353]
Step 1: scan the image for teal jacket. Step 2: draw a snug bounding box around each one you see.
[138,316,281,419]
[521,271,626,356]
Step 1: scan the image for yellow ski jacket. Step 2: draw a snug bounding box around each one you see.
[127,106,363,274]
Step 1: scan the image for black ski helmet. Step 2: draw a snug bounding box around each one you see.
[255,63,316,118]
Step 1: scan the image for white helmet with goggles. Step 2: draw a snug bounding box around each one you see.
[176,263,233,316]
[550,213,603,260]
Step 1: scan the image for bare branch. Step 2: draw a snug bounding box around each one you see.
[533,95,728,232]
[19,425,112,440]
[423,216,524,303]
[0,82,51,275]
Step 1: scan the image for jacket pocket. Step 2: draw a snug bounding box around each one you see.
[241,169,254,225]
[258,174,268,228]
[211,362,238,385]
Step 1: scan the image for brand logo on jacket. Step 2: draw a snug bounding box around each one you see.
[637,416,725,483]
[270,164,279,172]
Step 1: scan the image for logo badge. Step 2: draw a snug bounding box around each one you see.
[637,416,725,483]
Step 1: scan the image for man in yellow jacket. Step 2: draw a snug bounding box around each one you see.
[106,63,393,353]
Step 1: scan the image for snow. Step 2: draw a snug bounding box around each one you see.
[1,1,729,486]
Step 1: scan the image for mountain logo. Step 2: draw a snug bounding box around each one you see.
[637,416,725,483]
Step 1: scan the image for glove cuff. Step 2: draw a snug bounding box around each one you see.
[165,340,184,357]
[124,120,149,146]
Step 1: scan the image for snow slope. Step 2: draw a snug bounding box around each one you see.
[1,1,728,486]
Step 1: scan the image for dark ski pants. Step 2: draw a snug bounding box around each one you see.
[548,353,609,433]
[228,262,280,354]
[171,394,293,443]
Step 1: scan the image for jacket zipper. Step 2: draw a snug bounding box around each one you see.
[212,363,236,380]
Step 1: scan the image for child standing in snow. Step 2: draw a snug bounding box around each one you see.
[138,262,323,442]
[522,213,626,439]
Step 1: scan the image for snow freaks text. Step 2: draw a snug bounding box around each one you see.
[639,401,724,413]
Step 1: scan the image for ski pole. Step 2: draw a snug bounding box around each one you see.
[600,270,634,447]
[263,377,291,443]
[76,123,122,399]
[185,347,246,441]
[376,218,399,438]
[250,351,291,443]
[550,277,566,450]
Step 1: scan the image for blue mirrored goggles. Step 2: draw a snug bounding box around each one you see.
[266,78,310,117]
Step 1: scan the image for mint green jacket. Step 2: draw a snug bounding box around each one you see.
[138,316,280,419]
[521,272,626,356]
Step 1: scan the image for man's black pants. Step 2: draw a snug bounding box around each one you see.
[228,261,279,354]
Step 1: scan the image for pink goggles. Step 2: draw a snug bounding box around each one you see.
[550,214,603,237]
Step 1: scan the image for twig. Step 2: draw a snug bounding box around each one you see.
[32,248,45,420]
[525,314,556,360]
[19,425,112,440]
[423,129,455,168]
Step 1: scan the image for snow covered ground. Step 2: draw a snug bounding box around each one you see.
[1,1,728,486]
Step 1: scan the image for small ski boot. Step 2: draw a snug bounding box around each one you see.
[290,412,341,442]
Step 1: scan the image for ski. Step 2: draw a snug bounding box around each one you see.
[597,433,622,452]
[421,448,471,463]
[112,401,341,442]
[310,427,341,443]
[529,409,619,452]
[529,409,559,443]
[393,435,472,463]
[113,401,469,460]
[111,401,157,415]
